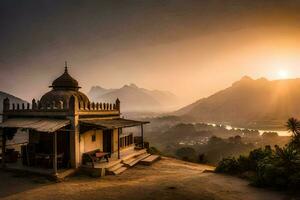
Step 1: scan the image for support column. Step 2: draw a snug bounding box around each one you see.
[117,128,121,159]
[2,98,9,168]
[1,130,6,168]
[68,95,80,168]
[141,124,144,148]
[53,132,58,175]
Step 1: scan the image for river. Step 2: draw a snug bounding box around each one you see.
[206,123,291,137]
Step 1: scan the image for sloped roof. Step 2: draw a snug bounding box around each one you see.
[79,118,149,129]
[0,118,70,132]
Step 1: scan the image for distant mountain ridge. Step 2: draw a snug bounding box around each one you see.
[88,84,180,112]
[175,76,300,128]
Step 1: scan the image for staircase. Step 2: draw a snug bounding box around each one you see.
[106,160,127,175]
[139,155,161,166]
[106,149,150,175]
[105,149,161,176]
[122,149,150,167]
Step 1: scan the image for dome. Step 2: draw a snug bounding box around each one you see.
[40,63,90,108]
[40,90,89,108]
[51,66,80,90]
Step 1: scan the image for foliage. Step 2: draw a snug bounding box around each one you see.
[175,147,197,162]
[228,135,242,144]
[286,117,300,137]
[216,117,300,190]
[261,132,278,138]
[215,157,240,174]
[147,146,161,155]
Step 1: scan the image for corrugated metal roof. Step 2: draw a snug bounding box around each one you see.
[0,118,70,132]
[79,118,149,129]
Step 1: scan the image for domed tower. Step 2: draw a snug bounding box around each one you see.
[40,62,90,108]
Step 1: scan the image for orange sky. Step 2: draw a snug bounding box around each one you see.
[1,1,300,106]
[77,26,300,104]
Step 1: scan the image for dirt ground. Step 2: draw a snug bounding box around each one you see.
[0,157,297,200]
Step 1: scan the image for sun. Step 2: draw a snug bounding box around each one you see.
[277,69,289,79]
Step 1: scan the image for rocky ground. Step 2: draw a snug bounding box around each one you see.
[0,157,296,200]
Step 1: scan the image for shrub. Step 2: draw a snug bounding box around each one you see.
[248,147,272,163]
[254,159,289,189]
[262,132,278,138]
[237,155,254,172]
[215,117,300,190]
[148,146,161,155]
[288,172,300,190]
[175,147,197,162]
[215,157,240,174]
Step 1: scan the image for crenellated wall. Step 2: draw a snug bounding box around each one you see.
[2,97,121,116]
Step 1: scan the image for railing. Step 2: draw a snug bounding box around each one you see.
[120,133,133,149]
[78,101,117,111]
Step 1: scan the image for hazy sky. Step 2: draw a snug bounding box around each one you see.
[1,0,300,104]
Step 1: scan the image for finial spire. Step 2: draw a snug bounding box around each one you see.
[64,61,68,73]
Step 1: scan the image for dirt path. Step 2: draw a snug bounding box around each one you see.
[0,157,294,200]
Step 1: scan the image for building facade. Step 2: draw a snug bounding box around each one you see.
[0,65,149,177]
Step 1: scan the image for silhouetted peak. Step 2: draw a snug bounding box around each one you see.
[257,77,269,82]
[232,76,253,87]
[90,86,105,90]
[240,76,253,82]
[129,83,138,88]
[123,83,139,89]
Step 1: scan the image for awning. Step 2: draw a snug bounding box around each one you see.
[0,118,70,132]
[79,118,149,129]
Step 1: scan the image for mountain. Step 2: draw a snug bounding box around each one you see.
[88,84,179,112]
[0,91,27,121]
[175,76,300,129]
[88,86,115,100]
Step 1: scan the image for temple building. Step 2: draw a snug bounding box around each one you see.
[0,64,159,179]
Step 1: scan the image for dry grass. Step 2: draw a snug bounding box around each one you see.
[0,157,290,200]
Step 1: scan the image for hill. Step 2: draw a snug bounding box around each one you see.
[175,76,300,129]
[0,91,27,121]
[88,84,179,112]
[0,157,289,200]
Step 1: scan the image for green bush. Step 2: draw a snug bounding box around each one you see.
[237,155,253,172]
[215,157,240,174]
[215,117,300,190]
[175,147,197,162]
[148,146,161,155]
[288,172,300,190]
[248,147,272,163]
[216,144,300,189]
[253,157,289,189]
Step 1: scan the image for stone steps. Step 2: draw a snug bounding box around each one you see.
[112,166,127,175]
[106,149,150,175]
[84,149,159,177]
[108,163,124,171]
[106,160,127,175]
[139,155,161,166]
[123,152,151,167]
[122,149,147,162]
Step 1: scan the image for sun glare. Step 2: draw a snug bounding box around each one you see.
[277,69,289,79]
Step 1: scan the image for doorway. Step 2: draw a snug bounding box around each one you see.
[103,129,113,155]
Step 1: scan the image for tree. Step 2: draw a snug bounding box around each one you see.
[175,147,197,162]
[262,132,278,139]
[286,117,300,137]
[286,118,300,147]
